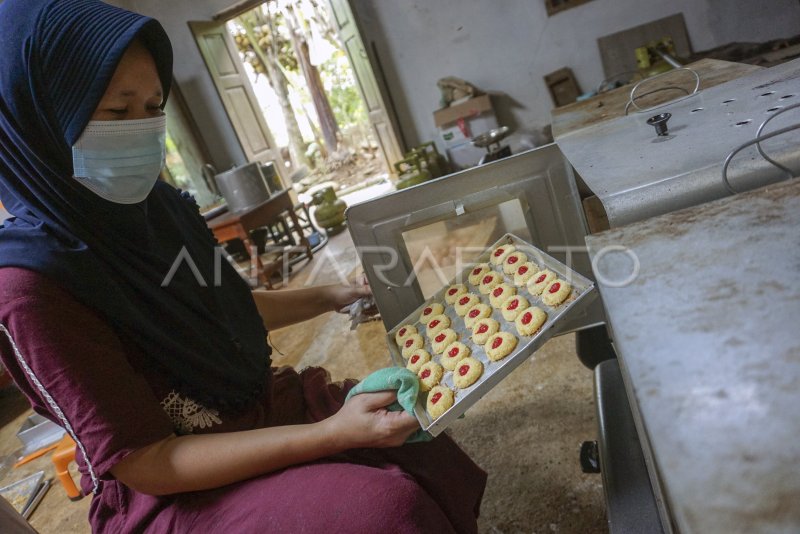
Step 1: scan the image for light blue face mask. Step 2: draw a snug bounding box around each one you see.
[72,115,167,204]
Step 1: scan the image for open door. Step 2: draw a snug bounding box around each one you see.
[326,0,404,174]
[189,21,286,176]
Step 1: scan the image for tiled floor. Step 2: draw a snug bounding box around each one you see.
[0,216,607,533]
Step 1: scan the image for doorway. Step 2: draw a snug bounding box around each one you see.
[193,0,402,195]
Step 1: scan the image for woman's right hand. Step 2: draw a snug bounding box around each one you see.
[325,391,420,449]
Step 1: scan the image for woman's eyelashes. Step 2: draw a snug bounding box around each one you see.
[102,106,163,118]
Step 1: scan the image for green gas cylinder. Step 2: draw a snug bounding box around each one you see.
[408,141,449,179]
[311,186,347,235]
[394,155,431,190]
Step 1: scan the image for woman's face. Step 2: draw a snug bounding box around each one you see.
[91,39,163,122]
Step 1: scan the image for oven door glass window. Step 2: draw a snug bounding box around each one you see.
[400,199,532,299]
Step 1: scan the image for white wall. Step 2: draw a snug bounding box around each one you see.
[115,0,800,165]
[351,0,800,151]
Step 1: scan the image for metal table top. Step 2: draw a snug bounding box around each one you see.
[586,179,800,533]
[558,58,800,227]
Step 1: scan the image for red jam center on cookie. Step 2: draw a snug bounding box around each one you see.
[477,324,489,334]
[435,333,446,343]
[491,336,503,349]
[399,327,406,337]
[448,346,460,357]
[482,275,494,285]
[420,369,431,379]
[458,296,470,305]
[507,255,518,265]
[549,282,561,294]
[458,364,470,376]
[507,299,519,310]
[431,392,442,404]
[494,248,505,257]
[492,287,504,297]
[522,312,532,325]
[536,274,547,284]
[468,309,480,318]
[472,267,482,275]
[410,354,419,364]
[423,307,432,316]
[448,287,457,296]
[429,319,440,328]
[405,338,414,348]
[518,265,528,275]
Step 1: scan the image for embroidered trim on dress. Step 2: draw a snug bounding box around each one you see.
[160,390,222,434]
[0,324,99,494]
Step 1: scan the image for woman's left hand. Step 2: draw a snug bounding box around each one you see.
[328,274,372,313]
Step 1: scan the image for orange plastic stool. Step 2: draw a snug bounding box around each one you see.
[52,434,82,501]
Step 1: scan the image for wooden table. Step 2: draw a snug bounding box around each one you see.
[206,189,313,288]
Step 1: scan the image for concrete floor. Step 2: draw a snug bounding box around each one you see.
[0,222,608,533]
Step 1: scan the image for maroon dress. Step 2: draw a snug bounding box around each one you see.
[0,267,486,533]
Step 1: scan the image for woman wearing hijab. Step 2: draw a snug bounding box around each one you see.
[0,0,486,532]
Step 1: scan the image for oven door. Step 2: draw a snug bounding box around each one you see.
[346,143,605,334]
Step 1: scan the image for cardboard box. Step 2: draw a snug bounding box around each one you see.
[434,94,498,149]
[432,94,493,127]
[433,94,499,170]
[445,140,487,171]
[439,113,498,148]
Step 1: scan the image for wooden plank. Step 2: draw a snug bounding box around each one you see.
[598,13,691,80]
[551,58,763,139]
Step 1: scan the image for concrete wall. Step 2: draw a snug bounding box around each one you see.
[115,0,800,165]
[351,0,800,152]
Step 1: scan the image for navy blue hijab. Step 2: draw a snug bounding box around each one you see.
[0,0,270,413]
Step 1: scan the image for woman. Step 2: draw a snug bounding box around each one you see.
[0,0,486,532]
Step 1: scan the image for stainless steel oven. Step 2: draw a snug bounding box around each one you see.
[346,143,605,335]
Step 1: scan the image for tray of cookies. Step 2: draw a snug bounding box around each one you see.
[387,233,596,437]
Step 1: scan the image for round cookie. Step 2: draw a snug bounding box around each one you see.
[485,331,518,362]
[472,318,500,345]
[489,283,517,308]
[394,324,417,345]
[478,271,503,295]
[515,306,548,336]
[419,302,444,323]
[400,334,424,358]
[406,349,431,373]
[440,341,471,371]
[426,385,454,419]
[417,361,444,392]
[542,279,572,307]
[513,262,538,286]
[452,357,484,389]
[528,269,557,296]
[444,284,468,304]
[424,314,451,338]
[502,251,528,275]
[454,293,480,316]
[464,303,492,328]
[489,244,516,266]
[501,294,530,322]
[431,328,458,354]
[468,263,492,286]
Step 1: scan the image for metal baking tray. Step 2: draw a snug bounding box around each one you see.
[16,414,65,456]
[386,233,596,436]
[0,470,48,518]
